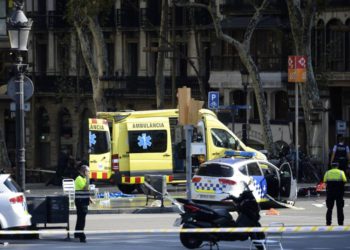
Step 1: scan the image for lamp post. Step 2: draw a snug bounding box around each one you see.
[7,0,32,190]
[240,67,249,145]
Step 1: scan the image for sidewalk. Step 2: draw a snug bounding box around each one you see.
[25,182,182,214]
[24,182,350,214]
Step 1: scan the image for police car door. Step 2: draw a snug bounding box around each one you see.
[247,162,267,202]
[279,162,297,202]
[127,118,173,177]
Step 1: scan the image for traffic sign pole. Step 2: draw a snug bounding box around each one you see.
[295,83,299,181]
[288,55,307,182]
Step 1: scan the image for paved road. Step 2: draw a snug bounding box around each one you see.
[2,232,350,249]
[3,194,349,249]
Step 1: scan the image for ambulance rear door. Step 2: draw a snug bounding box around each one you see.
[127,118,173,177]
[88,118,111,180]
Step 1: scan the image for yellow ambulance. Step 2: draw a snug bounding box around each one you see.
[88,109,266,193]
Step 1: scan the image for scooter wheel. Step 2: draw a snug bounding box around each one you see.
[180,232,202,249]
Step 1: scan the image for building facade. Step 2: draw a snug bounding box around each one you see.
[0,0,349,181]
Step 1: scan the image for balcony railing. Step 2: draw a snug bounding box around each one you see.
[211,55,285,71]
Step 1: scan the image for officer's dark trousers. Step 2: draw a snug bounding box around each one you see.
[75,200,88,240]
[326,194,344,226]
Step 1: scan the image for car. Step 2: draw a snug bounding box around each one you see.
[191,151,297,206]
[0,174,31,229]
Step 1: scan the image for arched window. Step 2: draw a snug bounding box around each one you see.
[60,108,72,138]
[37,107,50,139]
[232,90,245,121]
[252,92,267,121]
[326,19,345,71]
[314,20,325,70]
[275,91,289,120]
[36,107,51,169]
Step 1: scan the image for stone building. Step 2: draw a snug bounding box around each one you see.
[0,0,349,181]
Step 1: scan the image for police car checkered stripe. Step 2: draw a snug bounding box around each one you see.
[194,183,226,193]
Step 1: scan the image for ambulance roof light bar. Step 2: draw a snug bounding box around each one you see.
[224,150,256,158]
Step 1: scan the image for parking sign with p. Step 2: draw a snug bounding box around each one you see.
[208,91,219,109]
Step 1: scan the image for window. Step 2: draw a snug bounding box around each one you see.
[127,43,138,76]
[252,92,267,121]
[247,162,262,176]
[89,131,111,154]
[129,130,167,153]
[5,176,22,192]
[275,91,288,120]
[0,0,6,36]
[326,19,345,71]
[197,164,233,177]
[239,165,248,176]
[211,128,238,149]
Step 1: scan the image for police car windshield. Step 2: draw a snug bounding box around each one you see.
[197,164,233,177]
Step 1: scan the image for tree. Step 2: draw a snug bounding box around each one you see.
[66,0,114,113]
[176,0,276,154]
[286,0,323,157]
[155,0,168,109]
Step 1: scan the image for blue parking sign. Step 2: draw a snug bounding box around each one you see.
[208,91,219,109]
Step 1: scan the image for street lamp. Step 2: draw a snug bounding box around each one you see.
[240,67,249,145]
[7,0,32,190]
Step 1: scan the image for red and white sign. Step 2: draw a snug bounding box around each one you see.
[288,56,307,82]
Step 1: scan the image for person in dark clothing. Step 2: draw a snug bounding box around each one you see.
[330,134,350,174]
[323,162,347,226]
[74,165,91,243]
[46,149,72,186]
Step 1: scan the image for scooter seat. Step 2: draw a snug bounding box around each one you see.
[213,208,232,219]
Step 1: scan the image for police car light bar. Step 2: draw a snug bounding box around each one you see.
[224,150,256,158]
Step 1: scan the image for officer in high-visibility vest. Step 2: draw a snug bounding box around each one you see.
[323,162,347,226]
[74,165,90,242]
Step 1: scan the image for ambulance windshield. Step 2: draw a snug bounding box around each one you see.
[89,131,110,154]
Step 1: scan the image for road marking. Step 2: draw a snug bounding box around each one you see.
[1,225,350,235]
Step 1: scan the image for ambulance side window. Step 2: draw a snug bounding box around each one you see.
[129,130,167,153]
[89,131,110,154]
[247,162,262,176]
[211,128,238,149]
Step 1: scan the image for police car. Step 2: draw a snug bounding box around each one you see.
[191,151,297,205]
[0,174,31,229]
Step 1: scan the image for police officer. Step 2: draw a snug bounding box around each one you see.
[330,134,350,174]
[74,165,90,242]
[323,162,347,226]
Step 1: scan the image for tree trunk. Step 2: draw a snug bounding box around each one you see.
[175,0,275,154]
[155,0,168,109]
[74,21,107,113]
[286,0,322,158]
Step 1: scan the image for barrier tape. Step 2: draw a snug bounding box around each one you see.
[1,225,350,235]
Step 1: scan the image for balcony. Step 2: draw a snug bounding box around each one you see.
[211,55,285,72]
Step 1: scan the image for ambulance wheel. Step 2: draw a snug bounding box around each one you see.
[180,232,202,249]
[118,184,136,194]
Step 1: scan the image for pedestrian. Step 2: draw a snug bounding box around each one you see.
[323,162,347,226]
[330,134,350,175]
[74,164,91,242]
[46,148,72,186]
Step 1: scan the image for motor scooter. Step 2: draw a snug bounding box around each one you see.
[174,183,265,249]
